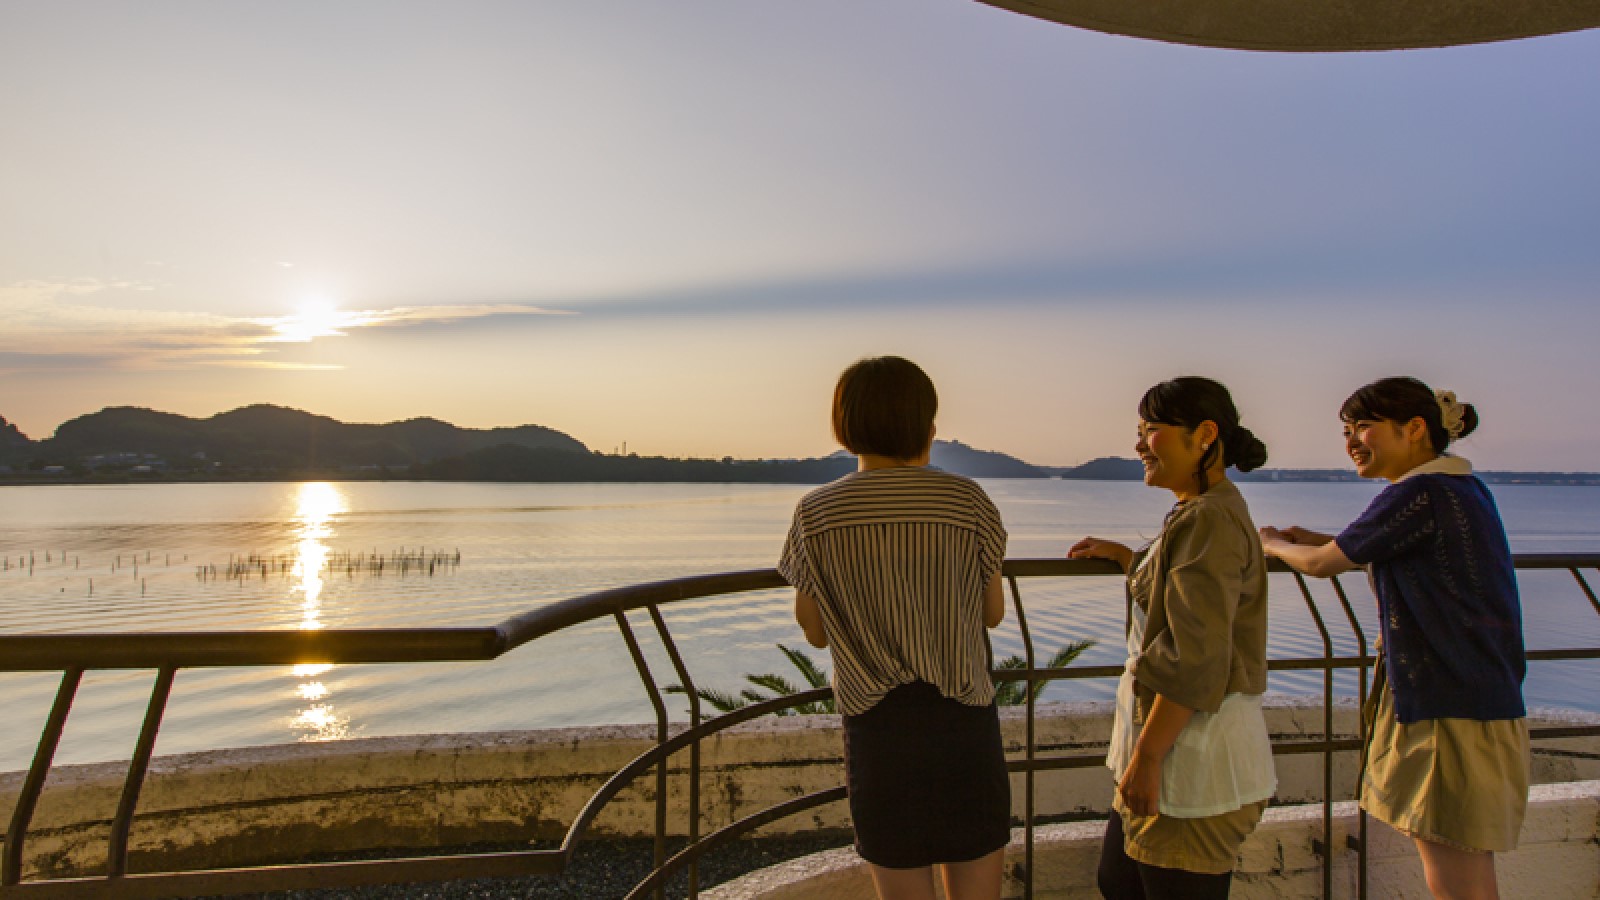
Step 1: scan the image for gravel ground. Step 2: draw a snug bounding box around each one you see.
[209,833,855,900]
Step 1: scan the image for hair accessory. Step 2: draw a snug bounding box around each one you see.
[1435,389,1466,439]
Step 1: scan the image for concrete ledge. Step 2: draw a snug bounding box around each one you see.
[705,780,1600,899]
[1,698,1595,880]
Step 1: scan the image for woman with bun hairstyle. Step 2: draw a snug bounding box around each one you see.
[1069,377,1276,900]
[1260,377,1527,900]
[779,356,1010,900]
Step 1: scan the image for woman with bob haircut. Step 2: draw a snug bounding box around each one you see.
[1260,377,1527,900]
[777,356,1011,900]
[1069,376,1275,900]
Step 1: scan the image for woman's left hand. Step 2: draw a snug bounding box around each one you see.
[1117,751,1163,817]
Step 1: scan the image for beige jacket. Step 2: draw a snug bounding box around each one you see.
[1128,478,1268,720]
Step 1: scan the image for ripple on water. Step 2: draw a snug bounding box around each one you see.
[2,480,1598,769]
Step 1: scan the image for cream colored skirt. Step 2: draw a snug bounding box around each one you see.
[1360,661,1530,853]
[1113,795,1267,875]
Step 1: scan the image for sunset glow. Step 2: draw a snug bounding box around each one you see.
[271,298,349,343]
[1,5,1597,470]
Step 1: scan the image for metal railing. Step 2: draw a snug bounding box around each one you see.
[3,554,1599,899]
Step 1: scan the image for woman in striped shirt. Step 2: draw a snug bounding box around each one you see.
[778,356,1010,900]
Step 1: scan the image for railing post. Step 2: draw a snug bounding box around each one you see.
[1329,575,1370,900]
[1571,568,1600,618]
[647,604,703,898]
[615,610,670,900]
[3,667,84,886]
[1006,574,1035,900]
[1290,573,1337,899]
[107,666,177,878]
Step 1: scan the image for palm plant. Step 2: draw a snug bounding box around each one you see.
[668,638,1096,717]
[991,639,1097,706]
[667,644,836,716]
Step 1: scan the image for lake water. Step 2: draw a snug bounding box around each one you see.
[2,479,1598,772]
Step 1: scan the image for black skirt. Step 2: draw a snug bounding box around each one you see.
[842,681,1011,869]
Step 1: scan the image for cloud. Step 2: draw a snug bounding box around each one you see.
[550,209,1600,319]
[0,280,572,373]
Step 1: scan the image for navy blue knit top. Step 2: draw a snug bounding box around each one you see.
[1335,473,1526,724]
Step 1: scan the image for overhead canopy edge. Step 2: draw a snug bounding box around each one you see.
[977,0,1600,51]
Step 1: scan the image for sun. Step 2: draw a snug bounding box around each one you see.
[272,297,348,342]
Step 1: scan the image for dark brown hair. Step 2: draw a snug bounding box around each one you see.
[832,356,938,460]
[1340,376,1478,452]
[1138,376,1268,494]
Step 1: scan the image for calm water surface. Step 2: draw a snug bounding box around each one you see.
[2,479,1598,771]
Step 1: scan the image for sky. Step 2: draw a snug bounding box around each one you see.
[2,2,1598,470]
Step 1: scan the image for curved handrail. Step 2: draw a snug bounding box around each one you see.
[3,553,1598,900]
[3,554,1591,671]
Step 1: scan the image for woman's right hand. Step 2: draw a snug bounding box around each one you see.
[1068,537,1133,572]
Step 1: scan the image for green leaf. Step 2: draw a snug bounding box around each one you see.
[1030,639,1098,702]
[746,673,801,697]
[666,684,750,714]
[778,643,830,689]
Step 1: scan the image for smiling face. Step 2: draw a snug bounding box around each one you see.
[1342,416,1432,481]
[1136,420,1208,496]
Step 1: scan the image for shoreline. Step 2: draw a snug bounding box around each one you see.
[6,473,1600,488]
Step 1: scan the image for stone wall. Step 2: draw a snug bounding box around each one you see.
[705,781,1600,899]
[1,698,1596,881]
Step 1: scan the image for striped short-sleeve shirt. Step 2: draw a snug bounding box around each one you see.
[777,466,1007,716]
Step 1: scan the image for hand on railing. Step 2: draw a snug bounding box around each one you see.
[1068,537,1133,572]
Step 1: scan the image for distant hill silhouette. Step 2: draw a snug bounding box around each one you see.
[0,415,31,466]
[930,440,1048,477]
[1043,456,1146,480]
[825,441,1049,478]
[4,407,1596,485]
[420,445,854,483]
[11,404,585,471]
[426,439,1047,484]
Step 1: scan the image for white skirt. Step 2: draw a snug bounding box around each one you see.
[1107,606,1277,818]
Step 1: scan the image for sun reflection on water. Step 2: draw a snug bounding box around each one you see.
[288,482,353,741]
[292,482,343,629]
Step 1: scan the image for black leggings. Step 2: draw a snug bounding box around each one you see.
[1097,809,1234,900]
